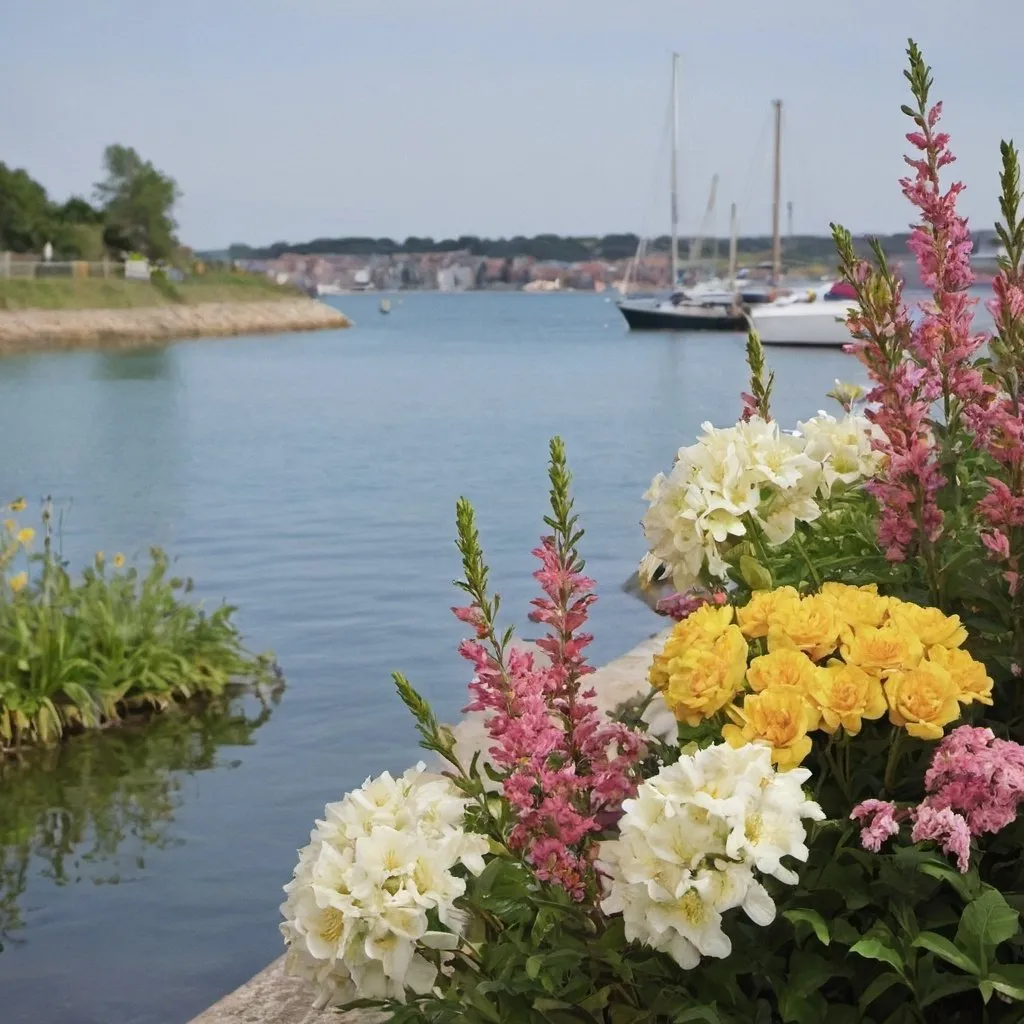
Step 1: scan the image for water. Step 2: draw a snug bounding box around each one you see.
[0,292,866,1023]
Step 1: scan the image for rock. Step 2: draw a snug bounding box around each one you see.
[0,300,350,355]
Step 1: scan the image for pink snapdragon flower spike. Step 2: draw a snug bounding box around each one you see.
[452,439,642,899]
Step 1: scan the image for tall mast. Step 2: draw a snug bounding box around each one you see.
[771,98,782,284]
[728,202,738,292]
[671,53,680,290]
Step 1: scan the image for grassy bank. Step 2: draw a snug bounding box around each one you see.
[0,500,274,753]
[0,271,302,311]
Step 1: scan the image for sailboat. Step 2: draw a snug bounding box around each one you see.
[747,100,859,346]
[617,56,749,332]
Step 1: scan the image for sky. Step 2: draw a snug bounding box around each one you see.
[2,1,1022,250]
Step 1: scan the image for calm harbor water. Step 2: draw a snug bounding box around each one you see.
[0,292,867,1023]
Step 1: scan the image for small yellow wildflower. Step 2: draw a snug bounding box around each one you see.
[766,594,841,662]
[723,688,817,769]
[2,519,15,533]
[735,586,800,639]
[113,553,125,569]
[926,645,993,707]
[806,661,887,736]
[884,661,961,740]
[8,571,28,593]
[886,599,968,649]
[16,527,34,546]
[7,498,26,513]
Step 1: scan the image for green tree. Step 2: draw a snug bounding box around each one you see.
[0,163,54,253]
[94,145,180,260]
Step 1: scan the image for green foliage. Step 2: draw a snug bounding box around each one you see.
[0,163,55,252]
[94,144,180,261]
[0,502,273,752]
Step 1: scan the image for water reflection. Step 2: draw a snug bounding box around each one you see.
[0,688,278,948]
[92,348,178,382]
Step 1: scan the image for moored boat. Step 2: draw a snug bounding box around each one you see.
[751,282,858,346]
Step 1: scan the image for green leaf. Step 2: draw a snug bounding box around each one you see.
[987,964,1024,1002]
[525,955,542,980]
[911,931,980,975]
[956,889,1020,975]
[850,936,904,975]
[739,555,773,591]
[859,972,904,1012]
[671,1009,723,1024]
[784,908,830,946]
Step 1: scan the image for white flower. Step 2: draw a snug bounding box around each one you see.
[598,742,822,970]
[280,765,489,1008]
[641,413,881,591]
[796,411,883,498]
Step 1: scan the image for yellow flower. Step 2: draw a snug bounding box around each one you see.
[842,624,923,677]
[2,519,15,534]
[7,498,26,512]
[656,625,748,727]
[886,600,967,649]
[8,571,28,593]
[926,645,993,706]
[723,688,816,769]
[650,604,737,691]
[806,661,887,735]
[113,553,125,569]
[884,661,961,740]
[820,581,889,634]
[16,527,34,546]
[766,594,841,661]
[736,586,800,639]
[746,648,823,698]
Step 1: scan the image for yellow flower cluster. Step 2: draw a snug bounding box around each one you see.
[649,583,992,769]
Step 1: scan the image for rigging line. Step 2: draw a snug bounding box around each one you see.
[635,84,675,243]
[735,106,774,239]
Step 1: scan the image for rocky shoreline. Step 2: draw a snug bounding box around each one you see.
[0,299,350,356]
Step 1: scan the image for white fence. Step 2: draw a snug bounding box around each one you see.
[0,253,125,280]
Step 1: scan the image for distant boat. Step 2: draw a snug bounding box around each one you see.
[316,283,344,296]
[379,299,392,315]
[751,282,857,347]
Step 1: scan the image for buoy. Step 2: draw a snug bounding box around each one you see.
[379,299,391,314]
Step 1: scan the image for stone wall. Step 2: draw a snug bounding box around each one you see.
[187,627,671,1024]
[0,299,350,356]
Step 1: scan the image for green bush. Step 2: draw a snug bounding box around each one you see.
[0,499,273,751]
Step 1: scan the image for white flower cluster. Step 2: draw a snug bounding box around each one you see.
[280,763,489,1008]
[598,743,824,970]
[641,413,880,592]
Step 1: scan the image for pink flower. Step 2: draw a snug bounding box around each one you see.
[910,804,972,873]
[850,799,902,852]
[655,588,728,621]
[456,534,641,898]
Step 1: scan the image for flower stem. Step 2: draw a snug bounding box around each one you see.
[792,530,822,589]
[883,728,904,794]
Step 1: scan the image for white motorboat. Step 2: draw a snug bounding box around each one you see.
[751,282,858,346]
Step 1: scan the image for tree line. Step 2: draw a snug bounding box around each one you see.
[0,146,179,261]
[227,231,917,265]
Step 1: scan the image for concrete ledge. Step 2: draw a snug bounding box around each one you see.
[0,299,350,356]
[188,627,670,1024]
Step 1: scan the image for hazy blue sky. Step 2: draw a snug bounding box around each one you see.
[2,1,1021,249]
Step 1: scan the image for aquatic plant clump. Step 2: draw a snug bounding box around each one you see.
[0,498,272,752]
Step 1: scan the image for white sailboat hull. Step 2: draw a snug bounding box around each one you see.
[751,300,858,347]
